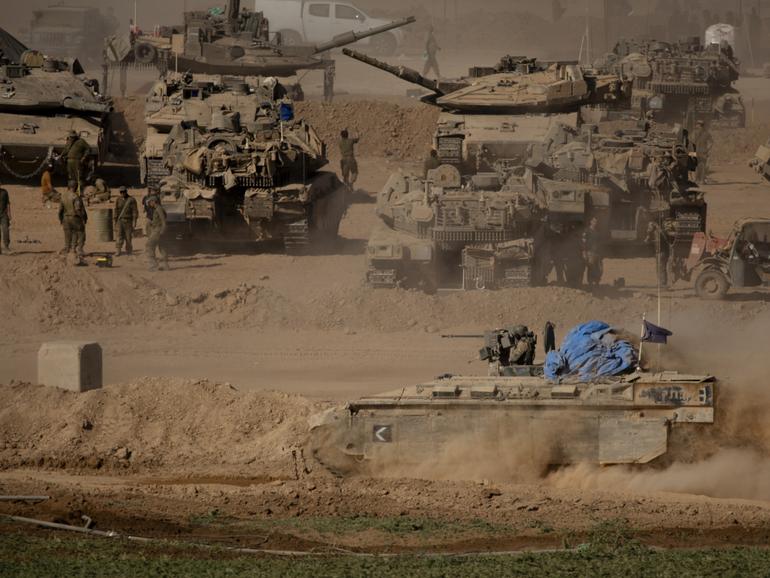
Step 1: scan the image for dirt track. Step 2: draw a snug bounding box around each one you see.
[2,90,770,551]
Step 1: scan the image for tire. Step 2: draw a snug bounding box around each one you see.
[133,42,157,65]
[694,268,730,300]
[370,32,397,56]
[278,29,303,47]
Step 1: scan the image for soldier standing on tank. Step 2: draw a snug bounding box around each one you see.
[423,26,441,78]
[339,129,359,188]
[61,130,90,193]
[582,217,603,287]
[58,181,87,266]
[0,182,11,255]
[146,196,169,271]
[691,120,713,184]
[423,148,441,177]
[114,186,138,256]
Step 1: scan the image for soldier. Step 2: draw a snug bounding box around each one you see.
[422,26,441,78]
[40,162,60,205]
[58,181,87,265]
[646,221,679,288]
[339,129,359,188]
[61,130,90,192]
[509,326,536,365]
[691,120,713,184]
[423,148,441,177]
[0,182,11,255]
[114,186,138,256]
[83,177,111,205]
[145,196,169,271]
[582,217,603,287]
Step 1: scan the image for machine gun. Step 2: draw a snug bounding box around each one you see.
[442,326,539,368]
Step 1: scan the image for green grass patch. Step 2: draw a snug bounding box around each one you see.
[2,521,770,577]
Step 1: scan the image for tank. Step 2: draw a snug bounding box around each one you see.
[0,29,112,180]
[309,335,716,474]
[596,36,744,128]
[344,50,627,114]
[152,76,347,251]
[536,124,708,259]
[104,0,414,100]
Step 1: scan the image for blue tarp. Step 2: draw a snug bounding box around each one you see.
[544,321,638,382]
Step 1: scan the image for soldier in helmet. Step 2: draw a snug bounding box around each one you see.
[339,129,359,188]
[60,130,90,192]
[509,326,536,365]
[145,196,169,271]
[691,119,713,184]
[113,186,138,256]
[58,180,87,265]
[0,179,11,255]
[582,216,604,287]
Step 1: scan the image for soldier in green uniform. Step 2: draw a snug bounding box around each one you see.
[0,182,11,255]
[338,129,359,188]
[113,186,138,256]
[61,130,90,192]
[582,217,603,287]
[145,196,169,271]
[58,181,87,265]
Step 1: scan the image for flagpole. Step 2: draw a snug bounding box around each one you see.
[638,313,646,371]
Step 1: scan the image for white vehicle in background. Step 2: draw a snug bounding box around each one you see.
[255,0,404,55]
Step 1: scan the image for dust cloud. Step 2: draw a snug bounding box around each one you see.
[544,309,770,502]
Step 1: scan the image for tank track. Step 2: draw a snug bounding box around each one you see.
[283,220,310,252]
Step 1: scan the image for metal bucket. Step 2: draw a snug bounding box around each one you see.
[90,208,114,243]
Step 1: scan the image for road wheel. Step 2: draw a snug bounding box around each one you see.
[694,269,730,300]
[133,42,157,64]
[370,32,397,56]
[278,29,303,47]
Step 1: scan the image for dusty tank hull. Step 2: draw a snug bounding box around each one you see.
[0,114,102,180]
[162,171,348,250]
[310,372,716,476]
[0,29,112,179]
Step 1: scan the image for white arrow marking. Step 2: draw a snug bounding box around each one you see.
[374,426,390,442]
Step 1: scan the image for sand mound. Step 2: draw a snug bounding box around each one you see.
[0,379,322,476]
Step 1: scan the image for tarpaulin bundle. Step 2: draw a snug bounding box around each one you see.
[544,321,638,382]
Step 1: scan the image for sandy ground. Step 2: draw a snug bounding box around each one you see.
[2,83,770,551]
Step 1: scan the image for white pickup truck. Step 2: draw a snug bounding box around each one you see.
[255,0,403,55]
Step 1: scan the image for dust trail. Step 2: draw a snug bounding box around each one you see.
[546,309,770,502]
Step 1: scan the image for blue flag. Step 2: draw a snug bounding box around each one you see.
[642,320,672,344]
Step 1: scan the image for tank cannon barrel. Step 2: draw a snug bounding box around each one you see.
[314,16,415,54]
[342,48,442,94]
[441,334,485,339]
[62,96,114,114]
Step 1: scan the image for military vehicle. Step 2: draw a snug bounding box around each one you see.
[103,0,414,100]
[344,50,627,114]
[597,36,744,128]
[309,326,716,474]
[27,5,118,64]
[685,219,770,299]
[0,29,112,180]
[152,77,346,251]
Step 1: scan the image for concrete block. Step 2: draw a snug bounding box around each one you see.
[37,342,103,393]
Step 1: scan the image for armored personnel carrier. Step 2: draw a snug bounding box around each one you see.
[154,79,346,251]
[597,36,743,128]
[0,29,112,180]
[309,324,716,475]
[104,0,414,100]
[750,137,770,183]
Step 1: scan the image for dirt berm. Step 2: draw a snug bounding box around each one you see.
[0,379,323,477]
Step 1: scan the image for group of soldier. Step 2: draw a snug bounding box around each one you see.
[0,129,169,270]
